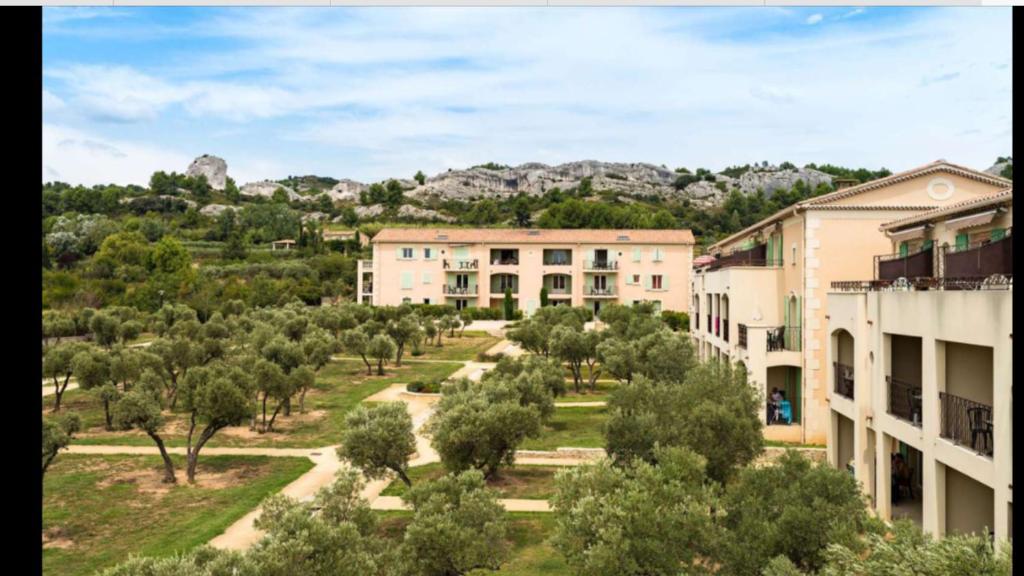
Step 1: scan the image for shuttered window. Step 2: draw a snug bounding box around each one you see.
[401,272,413,289]
[955,233,969,251]
[632,248,642,262]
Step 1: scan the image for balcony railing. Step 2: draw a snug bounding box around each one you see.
[833,362,854,399]
[703,243,770,271]
[940,392,993,458]
[543,255,572,266]
[491,285,519,295]
[887,376,922,427]
[584,260,618,271]
[491,258,519,266]
[546,287,571,295]
[875,247,933,281]
[362,283,373,294]
[443,259,479,271]
[443,285,477,296]
[737,324,747,349]
[941,235,1013,279]
[360,261,373,270]
[831,276,1013,292]
[583,287,616,297]
[766,325,801,352]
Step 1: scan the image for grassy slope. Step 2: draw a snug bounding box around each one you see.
[43,454,313,576]
[521,406,607,451]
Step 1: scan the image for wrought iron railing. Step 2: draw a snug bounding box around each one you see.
[443,259,479,270]
[443,285,477,296]
[584,260,618,271]
[583,287,616,296]
[887,376,922,427]
[833,362,854,399]
[766,325,801,352]
[362,283,373,294]
[939,392,993,457]
[830,276,1013,292]
[490,284,518,294]
[360,261,374,270]
[737,324,747,349]
[491,258,519,266]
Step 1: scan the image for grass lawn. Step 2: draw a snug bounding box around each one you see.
[521,407,607,451]
[67,358,462,449]
[407,330,501,362]
[373,511,570,575]
[380,463,560,500]
[43,453,313,576]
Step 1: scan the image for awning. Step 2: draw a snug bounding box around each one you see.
[886,225,927,242]
[945,209,997,232]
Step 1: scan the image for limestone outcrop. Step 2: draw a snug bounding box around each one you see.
[186,154,228,190]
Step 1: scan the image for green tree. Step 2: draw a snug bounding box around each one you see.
[719,450,871,574]
[539,286,549,307]
[342,329,374,375]
[502,287,514,320]
[179,361,253,483]
[387,316,421,367]
[149,236,191,275]
[399,470,509,576]
[113,390,177,483]
[43,342,87,412]
[42,412,81,476]
[367,333,397,376]
[551,445,717,576]
[337,403,416,487]
[414,170,426,185]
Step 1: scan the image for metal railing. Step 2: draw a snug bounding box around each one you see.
[887,376,922,427]
[362,283,373,294]
[833,362,854,399]
[491,258,519,266]
[443,259,479,270]
[583,287,616,297]
[939,392,993,457]
[360,261,373,270]
[766,325,801,352]
[737,324,747,349]
[443,285,477,296]
[831,275,1013,292]
[490,284,518,294]
[584,260,618,271]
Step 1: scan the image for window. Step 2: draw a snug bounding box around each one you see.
[899,241,909,257]
[651,275,663,290]
[632,248,642,262]
[991,227,1007,241]
[552,276,566,290]
[401,247,414,259]
[455,299,468,311]
[402,297,412,304]
[632,274,640,284]
[955,232,969,251]
[423,298,430,304]
[424,247,433,260]
[422,272,432,284]
[652,248,663,262]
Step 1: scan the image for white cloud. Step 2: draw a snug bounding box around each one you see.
[806,14,824,25]
[43,123,190,186]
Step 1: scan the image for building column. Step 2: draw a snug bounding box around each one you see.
[993,336,1013,545]
[876,432,893,521]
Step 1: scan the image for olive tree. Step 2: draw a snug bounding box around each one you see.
[43,342,87,412]
[342,330,374,375]
[367,334,397,376]
[112,389,177,483]
[551,445,717,576]
[387,316,420,367]
[179,362,253,483]
[399,470,508,576]
[42,412,81,476]
[337,402,416,486]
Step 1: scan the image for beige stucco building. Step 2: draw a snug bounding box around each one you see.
[689,161,1011,445]
[826,189,1012,545]
[357,228,694,315]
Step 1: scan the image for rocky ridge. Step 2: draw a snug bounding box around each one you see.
[186,154,228,191]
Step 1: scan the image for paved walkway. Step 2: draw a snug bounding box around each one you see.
[43,381,79,396]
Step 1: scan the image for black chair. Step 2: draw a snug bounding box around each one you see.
[967,406,993,454]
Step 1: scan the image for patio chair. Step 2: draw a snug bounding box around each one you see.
[967,406,994,454]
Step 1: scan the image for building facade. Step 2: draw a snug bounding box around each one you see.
[357,228,694,315]
[689,161,1011,445]
[826,189,1012,544]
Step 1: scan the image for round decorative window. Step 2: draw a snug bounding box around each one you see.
[927,177,955,201]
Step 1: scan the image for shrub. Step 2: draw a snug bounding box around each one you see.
[661,310,690,332]
[475,352,505,363]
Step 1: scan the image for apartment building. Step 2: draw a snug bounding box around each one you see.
[826,189,1012,544]
[357,228,694,315]
[689,160,1011,445]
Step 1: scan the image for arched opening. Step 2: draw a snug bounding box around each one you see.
[832,329,855,399]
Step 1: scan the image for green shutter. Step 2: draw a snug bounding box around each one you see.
[778,237,784,264]
[899,242,909,257]
[454,246,469,259]
[396,247,403,259]
[423,272,432,284]
[991,227,1006,241]
[633,248,641,262]
[767,236,774,265]
[401,272,413,289]
[662,275,670,290]
[956,233,969,251]
[643,275,652,290]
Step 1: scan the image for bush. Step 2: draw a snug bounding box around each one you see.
[458,307,504,321]
[407,379,442,394]
[661,310,690,332]
[475,352,505,363]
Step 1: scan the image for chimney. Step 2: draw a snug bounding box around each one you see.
[833,178,859,190]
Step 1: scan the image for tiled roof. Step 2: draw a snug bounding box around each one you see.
[371,228,695,245]
[710,160,1011,250]
[880,188,1013,231]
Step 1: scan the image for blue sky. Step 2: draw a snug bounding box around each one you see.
[43,7,1012,187]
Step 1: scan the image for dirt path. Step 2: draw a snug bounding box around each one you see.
[554,401,607,408]
[42,382,79,396]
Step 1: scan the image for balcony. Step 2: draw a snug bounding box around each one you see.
[766,325,801,352]
[833,362,854,400]
[875,246,933,281]
[490,249,519,266]
[543,250,573,266]
[443,259,479,271]
[583,287,616,297]
[443,285,477,296]
[362,283,373,294]
[703,243,770,271]
[941,235,1013,280]
[887,376,922,427]
[939,392,993,458]
[360,260,374,270]
[737,324,747,349]
[584,260,618,271]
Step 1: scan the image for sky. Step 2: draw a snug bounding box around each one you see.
[42,6,1012,187]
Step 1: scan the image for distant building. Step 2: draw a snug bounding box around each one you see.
[357,228,694,314]
[826,188,1012,544]
[270,239,296,251]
